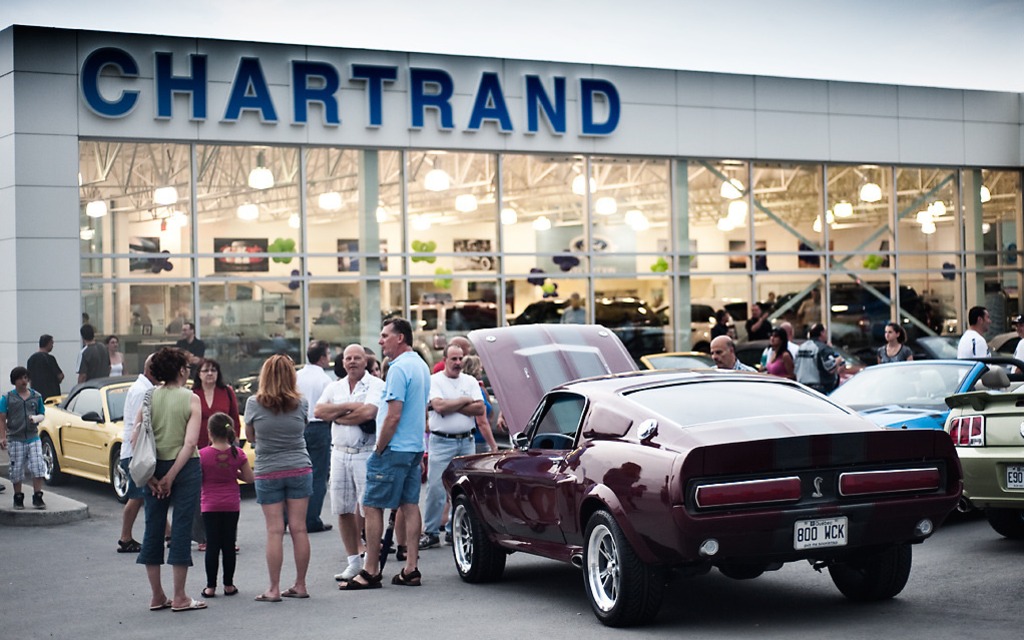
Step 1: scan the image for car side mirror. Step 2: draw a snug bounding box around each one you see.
[512,432,529,449]
[81,411,103,423]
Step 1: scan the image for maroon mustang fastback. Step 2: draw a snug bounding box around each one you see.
[442,325,962,627]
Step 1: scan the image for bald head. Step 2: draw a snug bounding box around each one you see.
[710,335,738,370]
[342,343,368,381]
[449,336,473,356]
[780,321,794,341]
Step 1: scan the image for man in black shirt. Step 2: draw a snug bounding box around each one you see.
[78,324,110,383]
[175,321,206,368]
[745,302,772,341]
[27,334,64,399]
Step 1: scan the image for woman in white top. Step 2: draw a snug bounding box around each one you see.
[106,335,125,376]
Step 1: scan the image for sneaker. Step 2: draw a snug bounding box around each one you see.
[334,556,364,581]
[32,491,46,509]
[418,533,440,550]
[13,492,25,510]
[443,532,453,546]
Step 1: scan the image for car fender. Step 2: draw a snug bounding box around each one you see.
[579,483,661,564]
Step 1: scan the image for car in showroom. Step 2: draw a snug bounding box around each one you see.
[829,357,1024,430]
[37,376,135,502]
[40,376,253,502]
[443,324,962,627]
[944,375,1024,538]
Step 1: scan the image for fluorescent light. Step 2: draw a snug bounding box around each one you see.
[424,168,450,192]
[717,217,736,232]
[318,191,343,211]
[595,196,617,215]
[980,186,991,203]
[727,200,747,225]
[288,213,300,229]
[921,221,937,235]
[153,186,178,206]
[720,178,744,200]
[833,201,854,218]
[532,215,551,231]
[455,194,478,212]
[501,207,518,225]
[859,183,882,203]
[411,215,431,231]
[79,227,95,240]
[236,203,259,220]
[86,200,108,218]
[572,174,596,196]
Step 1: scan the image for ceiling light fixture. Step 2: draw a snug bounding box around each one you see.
[501,207,518,225]
[288,213,300,229]
[411,214,432,231]
[168,210,188,229]
[376,205,389,223]
[859,183,882,203]
[247,152,275,190]
[980,186,991,203]
[532,215,552,231]
[720,178,744,200]
[424,168,450,192]
[921,221,937,235]
[79,227,95,240]
[625,210,650,231]
[236,203,259,220]
[86,200,108,218]
[916,210,932,225]
[982,222,992,234]
[727,200,748,225]
[833,201,854,218]
[318,191,343,211]
[572,174,597,196]
[455,194,478,213]
[153,186,178,206]
[717,217,736,232]
[928,201,946,218]
[595,196,617,216]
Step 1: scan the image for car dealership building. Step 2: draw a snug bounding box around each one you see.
[2,25,1022,383]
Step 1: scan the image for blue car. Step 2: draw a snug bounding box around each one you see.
[829,357,1024,430]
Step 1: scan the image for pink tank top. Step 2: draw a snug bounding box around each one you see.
[766,353,789,377]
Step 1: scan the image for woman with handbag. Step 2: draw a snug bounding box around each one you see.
[245,354,313,601]
[190,358,241,551]
[134,347,206,612]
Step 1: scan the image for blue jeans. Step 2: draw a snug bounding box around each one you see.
[303,420,331,529]
[137,457,201,567]
[423,433,475,536]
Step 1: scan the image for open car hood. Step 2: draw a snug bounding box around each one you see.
[469,324,637,433]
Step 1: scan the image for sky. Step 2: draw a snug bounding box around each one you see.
[3,0,1024,92]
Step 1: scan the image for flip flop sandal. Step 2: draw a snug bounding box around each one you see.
[281,588,309,598]
[254,594,282,602]
[149,600,173,611]
[201,588,217,598]
[117,539,142,553]
[392,568,422,587]
[171,598,207,612]
[224,586,239,596]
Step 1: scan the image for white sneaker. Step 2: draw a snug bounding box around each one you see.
[334,556,364,581]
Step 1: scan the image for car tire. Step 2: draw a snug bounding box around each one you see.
[583,510,665,627]
[110,445,129,504]
[451,495,506,583]
[828,543,912,602]
[985,508,1024,539]
[40,434,66,486]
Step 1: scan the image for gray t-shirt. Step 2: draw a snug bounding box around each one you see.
[244,396,311,476]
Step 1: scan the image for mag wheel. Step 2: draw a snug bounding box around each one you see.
[583,510,664,627]
[40,434,65,485]
[828,543,912,602]
[110,445,129,504]
[451,495,506,583]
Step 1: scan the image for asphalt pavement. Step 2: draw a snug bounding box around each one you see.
[1,458,1022,639]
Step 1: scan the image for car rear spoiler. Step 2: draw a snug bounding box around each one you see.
[945,390,1024,411]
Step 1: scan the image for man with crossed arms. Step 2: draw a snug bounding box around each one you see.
[314,344,385,582]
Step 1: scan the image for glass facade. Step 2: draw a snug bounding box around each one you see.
[79,140,1024,381]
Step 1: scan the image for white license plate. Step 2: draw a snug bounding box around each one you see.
[793,517,848,550]
[1007,465,1024,489]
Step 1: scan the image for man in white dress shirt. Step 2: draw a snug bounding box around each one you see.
[296,340,334,533]
[315,344,385,581]
[117,354,155,553]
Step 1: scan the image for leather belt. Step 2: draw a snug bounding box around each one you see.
[430,430,475,439]
[333,444,373,454]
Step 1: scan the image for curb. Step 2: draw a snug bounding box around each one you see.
[0,478,90,526]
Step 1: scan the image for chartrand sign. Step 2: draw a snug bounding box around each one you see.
[80,47,621,137]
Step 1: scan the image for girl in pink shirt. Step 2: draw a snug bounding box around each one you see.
[199,413,254,598]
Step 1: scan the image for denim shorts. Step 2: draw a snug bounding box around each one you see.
[255,471,313,505]
[363,448,423,510]
[119,458,145,500]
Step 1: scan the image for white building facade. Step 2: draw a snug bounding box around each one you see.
[2,25,1022,383]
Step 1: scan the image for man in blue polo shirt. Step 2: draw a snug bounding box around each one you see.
[338,317,430,590]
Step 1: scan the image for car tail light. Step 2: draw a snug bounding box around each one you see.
[838,468,940,496]
[948,415,985,446]
[695,476,801,508]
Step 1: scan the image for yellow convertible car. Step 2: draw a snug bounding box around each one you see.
[39,376,253,503]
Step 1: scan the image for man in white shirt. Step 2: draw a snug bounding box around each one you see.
[315,344,384,582]
[419,344,488,549]
[957,306,992,359]
[117,354,155,554]
[296,341,334,533]
[1010,316,1024,373]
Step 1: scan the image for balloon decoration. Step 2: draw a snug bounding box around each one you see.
[411,239,437,263]
[552,253,580,272]
[149,250,173,273]
[527,268,547,286]
[288,269,311,290]
[941,262,956,281]
[269,237,296,263]
[650,257,669,272]
[541,279,558,297]
[862,254,885,270]
[433,267,453,289]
